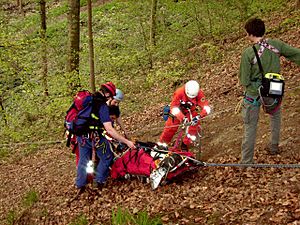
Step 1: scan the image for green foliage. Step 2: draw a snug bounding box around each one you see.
[69,214,89,225]
[206,211,222,225]
[22,189,39,207]
[0,147,10,159]
[112,207,162,225]
[6,210,17,225]
[133,211,162,225]
[48,1,69,18]
[23,144,39,156]
[39,208,49,219]
[112,207,132,225]
[199,42,222,63]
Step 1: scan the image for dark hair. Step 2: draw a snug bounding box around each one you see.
[100,86,111,96]
[244,18,265,37]
[109,105,120,118]
[93,91,106,102]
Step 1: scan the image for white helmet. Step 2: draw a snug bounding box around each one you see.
[114,89,124,101]
[185,80,200,98]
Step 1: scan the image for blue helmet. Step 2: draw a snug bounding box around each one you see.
[114,89,124,101]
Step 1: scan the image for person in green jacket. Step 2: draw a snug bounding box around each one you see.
[239,18,300,164]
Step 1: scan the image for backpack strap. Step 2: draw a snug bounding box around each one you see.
[88,94,107,131]
[252,39,280,64]
[258,39,280,55]
[252,45,265,80]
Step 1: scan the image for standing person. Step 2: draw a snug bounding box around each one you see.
[71,88,124,167]
[239,18,300,164]
[159,80,211,151]
[107,88,130,138]
[75,82,135,193]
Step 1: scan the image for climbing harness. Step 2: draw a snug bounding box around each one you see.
[244,95,261,107]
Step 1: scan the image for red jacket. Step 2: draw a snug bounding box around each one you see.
[170,86,209,121]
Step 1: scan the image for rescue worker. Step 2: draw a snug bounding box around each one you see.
[107,89,130,138]
[159,80,211,151]
[108,104,121,123]
[239,18,300,163]
[73,104,121,168]
[76,82,135,193]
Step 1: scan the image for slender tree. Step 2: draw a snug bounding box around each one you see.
[40,0,48,96]
[87,0,95,93]
[0,96,7,125]
[17,0,24,16]
[296,0,300,9]
[67,0,80,91]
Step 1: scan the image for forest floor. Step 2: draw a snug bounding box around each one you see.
[0,9,300,225]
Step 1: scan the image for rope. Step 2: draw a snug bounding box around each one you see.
[234,97,243,114]
[0,140,65,148]
[203,162,300,168]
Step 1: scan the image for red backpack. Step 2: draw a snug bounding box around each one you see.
[64,90,93,146]
[65,91,92,124]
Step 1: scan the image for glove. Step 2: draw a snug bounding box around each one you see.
[191,115,200,126]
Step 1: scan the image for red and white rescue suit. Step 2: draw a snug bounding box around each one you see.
[159,85,210,148]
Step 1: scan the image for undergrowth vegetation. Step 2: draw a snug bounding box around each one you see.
[0,0,297,153]
[111,207,162,225]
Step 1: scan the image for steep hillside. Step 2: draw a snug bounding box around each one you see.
[0,2,299,225]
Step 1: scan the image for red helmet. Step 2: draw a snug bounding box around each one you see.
[100,82,116,97]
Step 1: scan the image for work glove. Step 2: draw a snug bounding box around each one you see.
[191,115,201,126]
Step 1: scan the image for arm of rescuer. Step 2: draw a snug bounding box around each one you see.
[196,90,211,118]
[169,87,186,122]
[116,117,130,138]
[103,122,135,149]
[169,87,211,121]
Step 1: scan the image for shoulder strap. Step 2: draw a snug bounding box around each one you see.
[252,45,264,79]
[259,40,280,56]
[252,39,280,65]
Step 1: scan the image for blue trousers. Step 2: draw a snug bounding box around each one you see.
[76,136,113,188]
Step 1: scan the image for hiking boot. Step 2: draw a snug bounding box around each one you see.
[92,181,104,190]
[124,174,131,180]
[76,186,86,195]
[150,167,167,190]
[269,144,280,155]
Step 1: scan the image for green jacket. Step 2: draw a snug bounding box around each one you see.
[239,38,300,97]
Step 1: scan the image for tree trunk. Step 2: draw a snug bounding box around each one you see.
[40,0,48,96]
[67,0,81,91]
[296,0,300,9]
[87,0,95,93]
[0,96,7,125]
[17,0,24,16]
